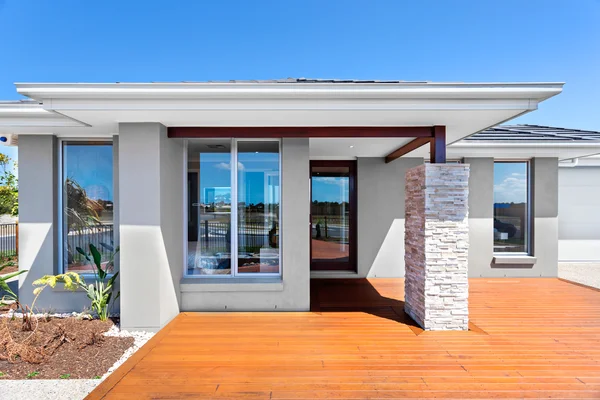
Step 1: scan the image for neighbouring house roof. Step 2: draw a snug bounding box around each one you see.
[468,124,600,141]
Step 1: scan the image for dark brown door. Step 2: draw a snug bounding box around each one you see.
[310,160,357,271]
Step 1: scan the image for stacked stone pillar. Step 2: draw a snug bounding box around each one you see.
[404,164,470,330]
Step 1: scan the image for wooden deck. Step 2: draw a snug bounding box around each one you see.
[87,278,600,399]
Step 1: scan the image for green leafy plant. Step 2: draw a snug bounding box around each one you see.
[59,374,71,379]
[26,371,40,379]
[0,262,27,307]
[0,154,18,216]
[32,244,119,321]
[93,375,101,379]
[0,371,5,377]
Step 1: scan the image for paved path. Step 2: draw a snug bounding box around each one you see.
[0,380,100,400]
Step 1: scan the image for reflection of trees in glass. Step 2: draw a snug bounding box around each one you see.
[65,178,111,265]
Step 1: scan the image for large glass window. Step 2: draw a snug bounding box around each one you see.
[493,161,530,253]
[187,140,232,275]
[237,141,280,274]
[186,139,280,276]
[61,142,114,273]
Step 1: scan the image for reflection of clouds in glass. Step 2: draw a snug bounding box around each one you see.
[315,177,348,187]
[214,162,244,170]
[85,184,110,201]
[494,172,527,203]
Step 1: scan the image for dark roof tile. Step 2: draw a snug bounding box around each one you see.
[468,124,600,141]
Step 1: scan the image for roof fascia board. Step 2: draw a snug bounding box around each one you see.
[40,98,537,112]
[0,103,88,127]
[16,82,564,102]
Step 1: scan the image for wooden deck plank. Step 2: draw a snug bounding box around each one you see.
[86,278,600,399]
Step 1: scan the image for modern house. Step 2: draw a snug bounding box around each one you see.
[1,79,598,332]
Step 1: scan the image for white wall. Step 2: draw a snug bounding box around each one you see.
[558,165,600,261]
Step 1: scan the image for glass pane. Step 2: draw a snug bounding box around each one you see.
[187,140,232,275]
[311,166,350,263]
[237,141,280,274]
[62,143,114,274]
[493,162,528,253]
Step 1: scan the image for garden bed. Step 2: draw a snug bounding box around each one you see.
[0,316,134,380]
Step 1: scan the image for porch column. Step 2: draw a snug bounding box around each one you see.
[118,123,184,331]
[404,164,470,330]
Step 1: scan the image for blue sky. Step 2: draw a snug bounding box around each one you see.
[1,0,599,165]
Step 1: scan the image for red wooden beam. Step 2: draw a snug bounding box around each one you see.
[384,137,431,164]
[167,126,434,138]
[430,125,446,163]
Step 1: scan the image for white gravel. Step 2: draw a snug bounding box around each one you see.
[559,262,600,289]
[0,317,154,400]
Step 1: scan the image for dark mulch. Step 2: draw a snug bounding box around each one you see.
[0,260,18,275]
[0,265,18,275]
[0,317,134,379]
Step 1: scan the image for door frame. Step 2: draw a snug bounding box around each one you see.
[309,160,358,271]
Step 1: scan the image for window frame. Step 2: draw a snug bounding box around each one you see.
[183,138,282,278]
[492,159,532,256]
[58,138,116,276]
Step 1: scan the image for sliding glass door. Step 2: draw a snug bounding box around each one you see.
[186,139,280,277]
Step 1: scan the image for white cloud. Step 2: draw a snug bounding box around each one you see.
[214,162,245,171]
[314,177,348,187]
[494,174,527,203]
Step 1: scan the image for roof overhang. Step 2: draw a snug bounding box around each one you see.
[0,82,564,156]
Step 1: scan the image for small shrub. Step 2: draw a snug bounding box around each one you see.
[0,262,27,307]
[93,375,101,379]
[26,371,40,379]
[59,374,71,379]
[0,371,4,377]
[32,244,119,321]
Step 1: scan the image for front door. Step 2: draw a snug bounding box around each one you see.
[310,160,357,271]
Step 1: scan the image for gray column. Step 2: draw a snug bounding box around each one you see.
[532,158,559,276]
[18,135,58,307]
[404,164,470,331]
[464,158,494,277]
[118,123,183,331]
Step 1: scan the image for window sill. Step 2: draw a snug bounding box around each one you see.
[492,255,537,266]
[180,277,284,293]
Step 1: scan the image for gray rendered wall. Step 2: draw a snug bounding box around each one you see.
[180,138,310,311]
[531,158,559,276]
[466,157,559,277]
[18,135,94,311]
[357,157,422,277]
[118,123,183,331]
[464,157,494,277]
